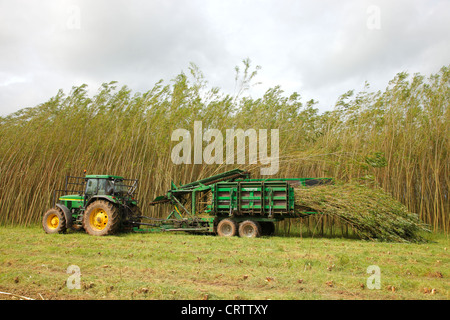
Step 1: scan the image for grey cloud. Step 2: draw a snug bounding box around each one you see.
[0,0,449,116]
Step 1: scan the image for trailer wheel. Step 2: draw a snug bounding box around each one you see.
[238,220,261,238]
[217,218,238,237]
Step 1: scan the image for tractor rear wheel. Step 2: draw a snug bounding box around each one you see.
[238,220,261,238]
[42,207,67,234]
[217,218,238,237]
[83,200,120,236]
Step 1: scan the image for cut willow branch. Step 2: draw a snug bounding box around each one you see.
[294,182,431,242]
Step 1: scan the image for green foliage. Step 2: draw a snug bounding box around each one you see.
[365,152,387,168]
[294,183,430,243]
[0,62,448,233]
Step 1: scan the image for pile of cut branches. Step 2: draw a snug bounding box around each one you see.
[294,182,430,242]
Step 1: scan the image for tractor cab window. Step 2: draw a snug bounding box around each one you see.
[98,179,114,195]
[98,179,106,194]
[86,178,114,195]
[85,179,98,195]
[113,180,128,195]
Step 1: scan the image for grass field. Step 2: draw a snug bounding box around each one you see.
[0,226,448,300]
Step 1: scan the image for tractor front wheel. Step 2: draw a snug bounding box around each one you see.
[83,200,120,236]
[42,207,67,234]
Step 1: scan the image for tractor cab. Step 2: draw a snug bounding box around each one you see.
[84,175,128,197]
[82,175,138,207]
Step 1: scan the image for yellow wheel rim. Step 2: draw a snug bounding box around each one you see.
[46,213,59,229]
[89,208,108,230]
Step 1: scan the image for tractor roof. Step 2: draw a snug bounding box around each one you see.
[85,175,124,180]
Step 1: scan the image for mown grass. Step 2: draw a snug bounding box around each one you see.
[0,226,448,300]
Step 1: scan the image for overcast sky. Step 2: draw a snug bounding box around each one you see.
[1,0,449,116]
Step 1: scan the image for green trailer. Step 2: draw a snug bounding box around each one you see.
[136,169,332,237]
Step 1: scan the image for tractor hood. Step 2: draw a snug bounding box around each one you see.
[59,195,83,201]
[58,195,84,209]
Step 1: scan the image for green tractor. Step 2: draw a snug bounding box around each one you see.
[42,174,140,236]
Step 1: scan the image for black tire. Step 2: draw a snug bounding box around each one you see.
[260,221,275,236]
[42,207,67,234]
[123,205,142,231]
[238,220,261,238]
[83,200,120,236]
[217,218,238,237]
